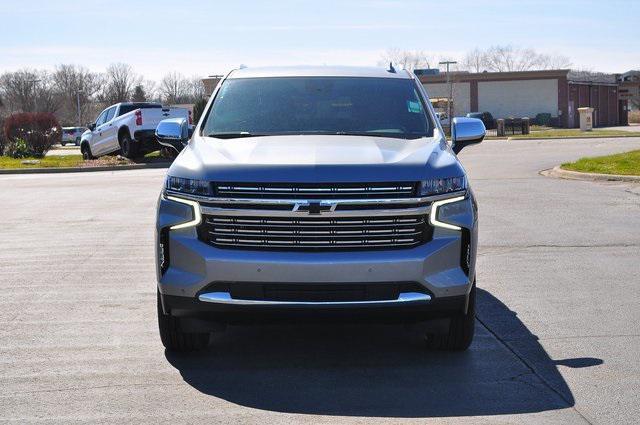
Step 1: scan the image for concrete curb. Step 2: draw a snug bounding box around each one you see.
[508,134,640,141]
[542,165,640,182]
[0,162,170,175]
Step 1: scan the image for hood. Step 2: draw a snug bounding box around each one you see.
[168,134,465,183]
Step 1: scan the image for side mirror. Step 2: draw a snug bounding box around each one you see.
[156,118,190,153]
[451,117,485,154]
[87,123,96,131]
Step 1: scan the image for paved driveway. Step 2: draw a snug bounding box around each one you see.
[1,137,639,424]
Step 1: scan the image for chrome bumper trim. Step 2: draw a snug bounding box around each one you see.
[198,291,432,306]
[200,205,431,217]
[165,190,466,206]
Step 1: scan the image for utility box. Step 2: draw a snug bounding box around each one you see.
[578,107,594,131]
[496,119,505,137]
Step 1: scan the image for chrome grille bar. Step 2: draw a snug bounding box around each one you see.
[199,214,432,250]
[214,182,417,199]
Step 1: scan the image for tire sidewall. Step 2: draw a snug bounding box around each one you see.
[120,134,131,157]
[81,144,92,160]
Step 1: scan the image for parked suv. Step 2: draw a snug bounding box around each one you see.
[61,127,86,146]
[155,66,485,352]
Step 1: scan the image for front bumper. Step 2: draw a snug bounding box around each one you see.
[156,193,478,323]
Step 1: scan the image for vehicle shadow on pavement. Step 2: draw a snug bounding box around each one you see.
[165,289,602,418]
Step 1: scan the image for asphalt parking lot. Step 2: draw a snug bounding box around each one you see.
[1,137,640,424]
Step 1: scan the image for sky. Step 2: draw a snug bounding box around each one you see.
[0,0,638,81]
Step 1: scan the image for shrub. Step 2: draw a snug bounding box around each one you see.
[0,116,5,155]
[3,112,61,157]
[629,110,640,124]
[4,138,30,158]
[535,113,552,126]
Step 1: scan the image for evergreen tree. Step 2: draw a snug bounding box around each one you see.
[132,84,147,102]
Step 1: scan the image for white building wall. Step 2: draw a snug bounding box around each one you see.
[422,82,471,117]
[478,79,558,119]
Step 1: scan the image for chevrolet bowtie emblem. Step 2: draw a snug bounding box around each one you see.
[292,201,337,214]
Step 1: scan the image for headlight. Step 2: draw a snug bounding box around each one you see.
[165,176,212,196]
[419,176,466,197]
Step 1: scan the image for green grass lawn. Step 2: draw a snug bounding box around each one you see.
[0,150,170,170]
[561,150,640,176]
[512,129,640,139]
[0,155,83,169]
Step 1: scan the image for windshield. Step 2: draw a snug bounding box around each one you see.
[202,77,433,139]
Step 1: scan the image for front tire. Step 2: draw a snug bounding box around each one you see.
[80,143,94,160]
[61,142,66,146]
[425,280,476,351]
[157,291,210,352]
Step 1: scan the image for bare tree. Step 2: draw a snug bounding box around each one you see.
[0,69,60,113]
[460,45,572,73]
[537,52,572,70]
[142,80,158,101]
[52,64,102,125]
[188,76,206,101]
[461,48,488,73]
[101,63,141,104]
[378,48,435,71]
[159,72,191,104]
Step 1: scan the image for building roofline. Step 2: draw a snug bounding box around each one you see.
[419,69,571,83]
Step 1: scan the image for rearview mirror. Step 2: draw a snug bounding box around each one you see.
[451,117,485,154]
[156,118,190,153]
[87,123,96,131]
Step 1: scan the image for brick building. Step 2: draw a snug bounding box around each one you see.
[420,69,632,128]
[202,75,223,97]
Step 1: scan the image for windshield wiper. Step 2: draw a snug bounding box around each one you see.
[205,132,263,139]
[335,131,421,139]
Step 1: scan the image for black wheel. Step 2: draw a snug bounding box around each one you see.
[119,132,139,159]
[157,291,210,352]
[61,142,66,146]
[425,280,476,351]
[81,143,94,160]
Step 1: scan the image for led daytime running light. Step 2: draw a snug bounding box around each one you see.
[167,196,202,230]
[429,195,466,230]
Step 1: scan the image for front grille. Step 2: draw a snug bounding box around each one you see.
[198,214,433,250]
[214,182,418,199]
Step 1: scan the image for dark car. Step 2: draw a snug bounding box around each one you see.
[466,112,495,130]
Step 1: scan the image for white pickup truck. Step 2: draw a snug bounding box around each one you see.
[80,102,190,159]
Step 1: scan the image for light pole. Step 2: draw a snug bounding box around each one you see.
[27,79,41,112]
[76,89,84,126]
[438,61,457,134]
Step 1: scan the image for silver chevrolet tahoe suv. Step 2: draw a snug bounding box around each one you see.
[155,66,485,352]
